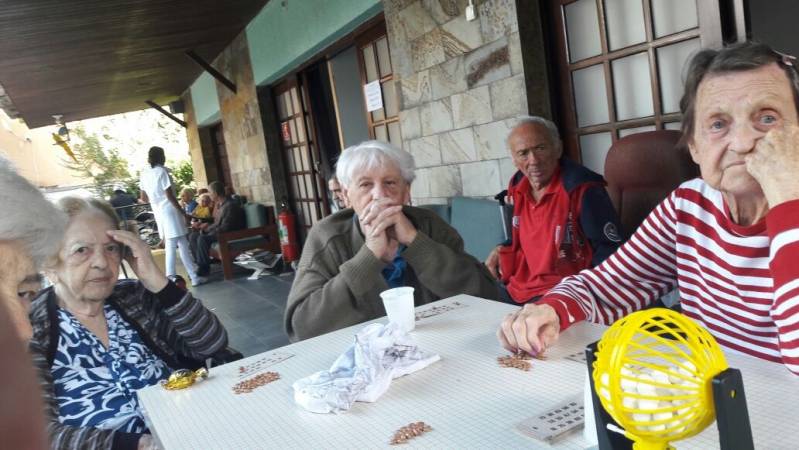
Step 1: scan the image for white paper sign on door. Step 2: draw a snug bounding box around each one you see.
[363,80,383,112]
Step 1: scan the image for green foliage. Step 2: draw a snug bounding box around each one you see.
[62,126,132,198]
[169,159,195,195]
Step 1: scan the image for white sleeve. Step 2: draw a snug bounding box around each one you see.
[156,167,172,192]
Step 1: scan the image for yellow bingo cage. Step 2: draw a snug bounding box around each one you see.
[586,308,754,450]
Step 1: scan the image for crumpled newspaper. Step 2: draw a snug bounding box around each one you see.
[292,322,440,413]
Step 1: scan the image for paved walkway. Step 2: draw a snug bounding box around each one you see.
[191,268,293,357]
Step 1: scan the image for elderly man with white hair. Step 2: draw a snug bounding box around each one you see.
[0,157,67,340]
[285,140,496,341]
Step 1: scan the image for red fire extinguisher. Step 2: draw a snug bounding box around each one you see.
[278,203,299,264]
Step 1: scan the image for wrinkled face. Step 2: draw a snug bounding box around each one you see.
[509,123,563,189]
[328,179,345,208]
[689,63,798,198]
[0,241,37,340]
[51,211,121,304]
[343,162,410,216]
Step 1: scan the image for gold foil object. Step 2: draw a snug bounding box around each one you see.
[161,367,209,390]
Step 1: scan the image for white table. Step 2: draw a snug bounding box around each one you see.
[139,295,799,449]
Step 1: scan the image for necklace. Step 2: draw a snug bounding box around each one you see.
[70,309,103,318]
[60,303,104,319]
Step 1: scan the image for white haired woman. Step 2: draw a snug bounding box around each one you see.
[0,157,67,340]
[29,197,229,449]
[498,41,799,375]
[284,140,497,341]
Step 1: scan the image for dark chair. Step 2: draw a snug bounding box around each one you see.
[603,130,700,238]
[213,203,281,280]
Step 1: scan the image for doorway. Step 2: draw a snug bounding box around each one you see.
[272,77,329,241]
[209,123,233,189]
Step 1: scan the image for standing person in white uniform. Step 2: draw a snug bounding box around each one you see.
[139,146,207,286]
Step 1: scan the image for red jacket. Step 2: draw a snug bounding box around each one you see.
[499,159,622,302]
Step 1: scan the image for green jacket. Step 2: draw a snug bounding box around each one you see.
[284,206,497,341]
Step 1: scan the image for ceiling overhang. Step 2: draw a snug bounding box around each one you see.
[0,0,269,128]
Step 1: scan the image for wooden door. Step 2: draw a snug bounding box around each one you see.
[356,23,402,146]
[549,0,723,174]
[210,123,233,188]
[273,77,327,240]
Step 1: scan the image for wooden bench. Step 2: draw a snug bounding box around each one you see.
[213,203,281,280]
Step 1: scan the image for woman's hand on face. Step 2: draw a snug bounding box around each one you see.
[748,124,799,206]
[106,230,168,293]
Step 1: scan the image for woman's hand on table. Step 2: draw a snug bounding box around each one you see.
[497,303,560,356]
[107,229,168,293]
[748,124,799,206]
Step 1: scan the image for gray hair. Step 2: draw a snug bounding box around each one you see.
[54,196,121,229]
[507,115,562,150]
[0,158,67,267]
[43,196,121,270]
[335,140,416,189]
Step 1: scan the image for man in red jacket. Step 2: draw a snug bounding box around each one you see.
[485,116,622,304]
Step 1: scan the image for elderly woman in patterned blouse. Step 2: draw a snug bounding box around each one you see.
[29,197,229,450]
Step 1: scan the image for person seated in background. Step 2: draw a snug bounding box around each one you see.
[179,187,198,215]
[284,140,497,341]
[190,181,246,276]
[30,196,229,449]
[109,186,137,222]
[485,116,622,305]
[498,41,799,376]
[328,174,348,212]
[192,193,213,222]
[0,157,67,340]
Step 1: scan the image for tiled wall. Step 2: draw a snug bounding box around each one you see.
[385,0,529,204]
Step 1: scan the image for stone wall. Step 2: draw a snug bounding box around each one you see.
[213,33,276,205]
[181,92,210,189]
[384,0,534,204]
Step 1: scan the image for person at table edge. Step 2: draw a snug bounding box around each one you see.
[29,197,230,449]
[485,115,622,304]
[498,41,799,375]
[285,140,497,341]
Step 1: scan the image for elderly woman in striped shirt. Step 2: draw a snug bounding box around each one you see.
[29,196,229,450]
[498,41,799,375]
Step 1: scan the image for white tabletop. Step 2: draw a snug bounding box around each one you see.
[139,295,799,449]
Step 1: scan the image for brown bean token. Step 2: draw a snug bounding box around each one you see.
[497,353,537,371]
[232,371,280,394]
[390,421,432,445]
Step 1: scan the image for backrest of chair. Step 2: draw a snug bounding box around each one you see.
[604,130,699,237]
[417,203,451,224]
[243,203,274,228]
[449,197,506,261]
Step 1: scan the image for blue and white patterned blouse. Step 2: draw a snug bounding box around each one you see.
[51,304,172,433]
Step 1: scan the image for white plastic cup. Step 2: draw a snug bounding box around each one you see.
[379,287,416,332]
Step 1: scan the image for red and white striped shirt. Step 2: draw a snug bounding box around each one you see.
[540,179,799,375]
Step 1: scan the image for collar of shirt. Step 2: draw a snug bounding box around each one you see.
[520,166,562,205]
